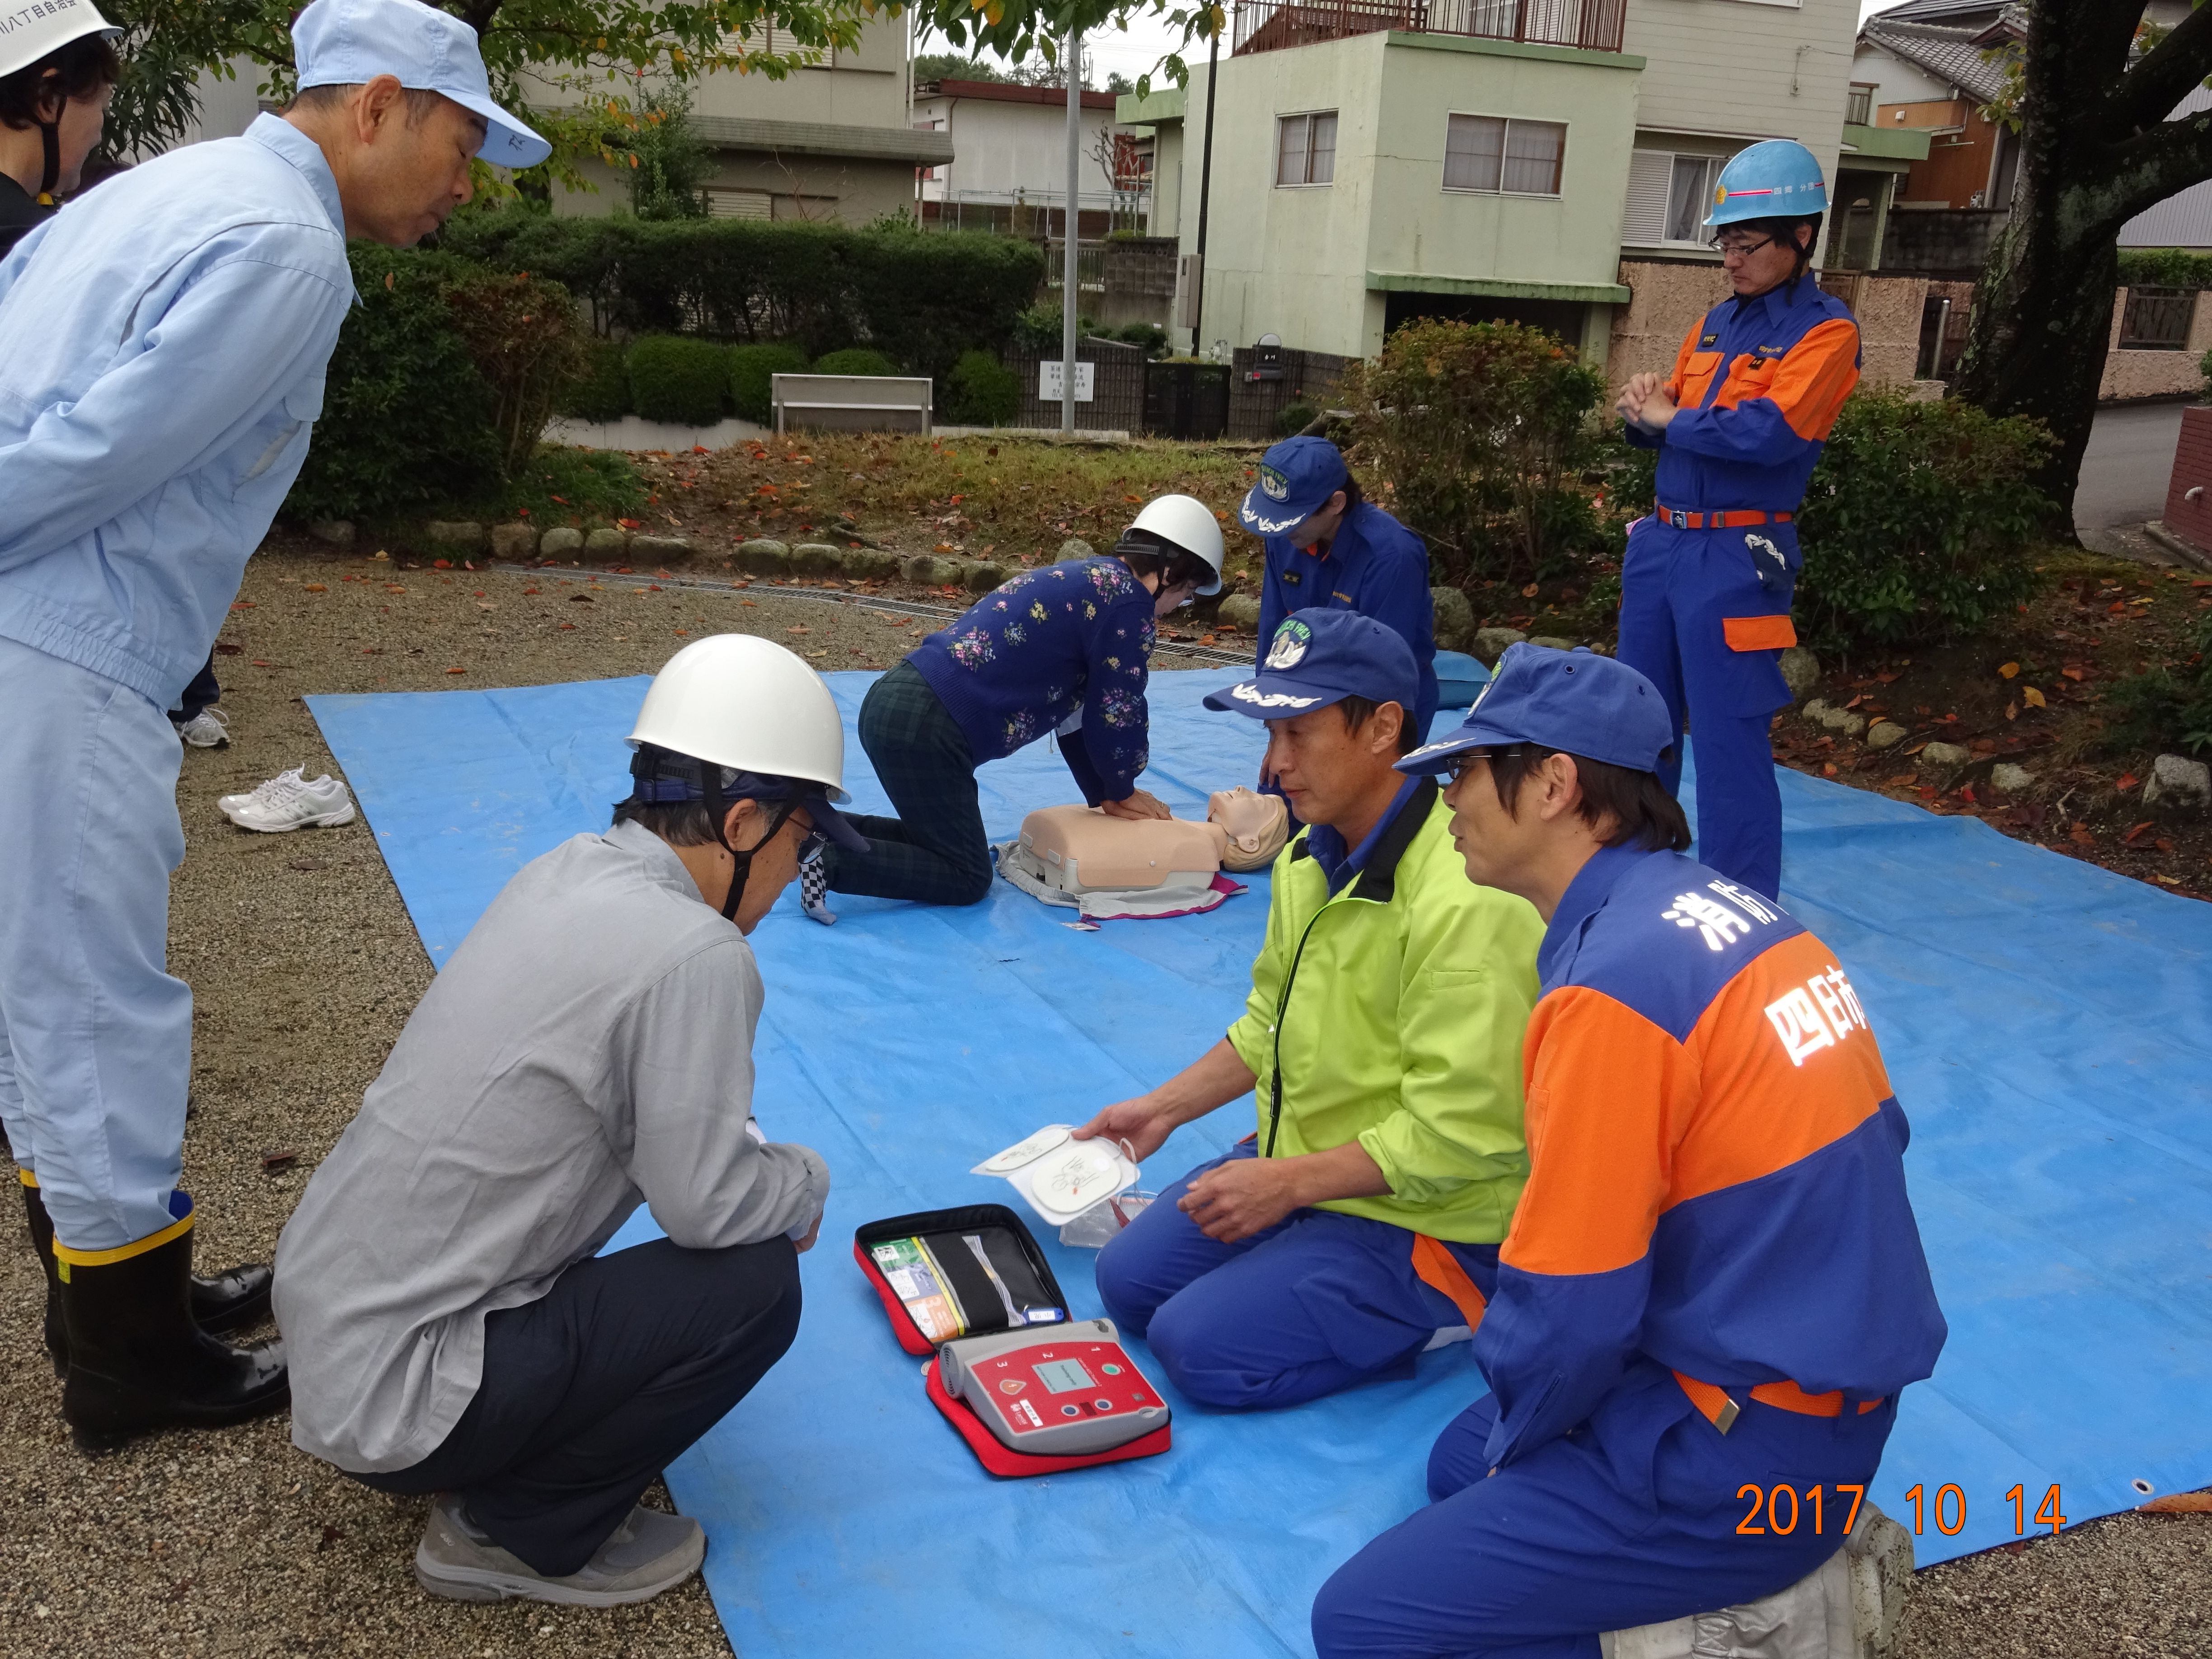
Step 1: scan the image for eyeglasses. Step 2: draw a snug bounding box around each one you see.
[1442,750,1500,784]
[798,825,830,862]
[1709,232,1776,258]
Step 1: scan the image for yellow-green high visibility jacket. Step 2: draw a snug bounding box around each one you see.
[1226,778,1544,1244]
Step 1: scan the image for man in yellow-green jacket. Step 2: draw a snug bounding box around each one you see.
[1075,610,1543,1409]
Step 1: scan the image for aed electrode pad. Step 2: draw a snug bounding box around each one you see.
[938,1319,1168,1457]
[975,1125,1140,1228]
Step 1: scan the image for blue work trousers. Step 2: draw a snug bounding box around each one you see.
[1616,517,1798,900]
[0,637,192,1251]
[1094,1142,1495,1410]
[1312,1361,1895,1659]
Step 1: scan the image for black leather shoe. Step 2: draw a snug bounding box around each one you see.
[57,1210,288,1453]
[22,1183,273,1375]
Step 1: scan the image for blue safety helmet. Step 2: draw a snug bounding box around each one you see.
[1704,140,1828,230]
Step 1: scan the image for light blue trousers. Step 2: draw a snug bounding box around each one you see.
[0,636,192,1251]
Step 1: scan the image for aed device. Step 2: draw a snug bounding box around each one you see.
[930,1319,1171,1475]
[855,1206,1172,1477]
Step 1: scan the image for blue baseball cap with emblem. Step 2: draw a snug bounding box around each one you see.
[294,0,552,170]
[1238,435,1350,537]
[1204,609,1418,721]
[1396,643,1675,775]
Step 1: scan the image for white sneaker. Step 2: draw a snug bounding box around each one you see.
[174,708,230,748]
[217,766,357,832]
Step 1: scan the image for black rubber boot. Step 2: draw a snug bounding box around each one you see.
[21,1182,273,1376]
[58,1223,288,1453]
[19,1180,69,1378]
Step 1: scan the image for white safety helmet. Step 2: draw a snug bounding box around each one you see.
[629,633,850,802]
[0,0,121,81]
[1126,494,1226,597]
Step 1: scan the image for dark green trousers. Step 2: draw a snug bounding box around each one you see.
[829,661,995,906]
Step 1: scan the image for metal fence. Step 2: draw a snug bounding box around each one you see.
[1233,0,1624,56]
[1043,241,1109,296]
[1002,340,1149,433]
[2119,287,2195,351]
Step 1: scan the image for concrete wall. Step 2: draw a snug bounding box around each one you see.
[554,151,917,223]
[1604,260,1926,389]
[2100,289,2212,401]
[1364,37,1641,305]
[1624,0,1861,175]
[687,17,907,127]
[1181,35,1389,359]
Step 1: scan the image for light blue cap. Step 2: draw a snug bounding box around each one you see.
[294,0,551,170]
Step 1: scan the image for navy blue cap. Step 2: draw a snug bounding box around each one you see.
[1238,436,1350,536]
[622,749,869,851]
[1204,610,1417,721]
[1396,644,1674,775]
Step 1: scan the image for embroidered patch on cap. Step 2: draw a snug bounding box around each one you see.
[1265,617,1313,670]
[1259,465,1290,502]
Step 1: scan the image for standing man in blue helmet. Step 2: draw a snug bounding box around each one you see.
[0,0,549,1449]
[1240,436,1439,797]
[1612,140,1860,900]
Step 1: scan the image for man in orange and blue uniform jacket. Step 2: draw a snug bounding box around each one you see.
[1312,644,1946,1659]
[1616,140,1859,901]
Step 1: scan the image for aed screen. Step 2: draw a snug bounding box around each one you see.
[1034,1358,1095,1393]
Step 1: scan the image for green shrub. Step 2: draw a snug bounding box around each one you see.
[1012,299,1091,354]
[440,270,590,479]
[2106,612,2212,755]
[436,213,1044,378]
[730,342,811,422]
[562,337,632,421]
[1343,319,1604,586]
[1115,321,1169,357]
[811,346,900,377]
[1792,389,2053,652]
[943,349,1020,426]
[602,86,712,221]
[2117,248,2212,290]
[285,246,501,521]
[627,335,730,425]
[1275,400,1319,438]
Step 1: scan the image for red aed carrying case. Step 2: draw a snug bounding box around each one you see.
[853,1204,1173,1477]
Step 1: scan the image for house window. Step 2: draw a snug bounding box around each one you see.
[1622,148,1734,248]
[1443,115,1566,196]
[1276,112,1338,187]
[1846,83,1875,126]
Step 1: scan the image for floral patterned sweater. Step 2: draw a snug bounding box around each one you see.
[907,558,1155,805]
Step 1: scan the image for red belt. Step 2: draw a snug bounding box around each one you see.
[1654,505,1793,530]
[1674,1370,1884,1434]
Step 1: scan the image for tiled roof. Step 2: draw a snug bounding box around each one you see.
[1860,18,2012,104]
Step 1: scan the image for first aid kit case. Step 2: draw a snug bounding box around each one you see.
[854,1204,1069,1356]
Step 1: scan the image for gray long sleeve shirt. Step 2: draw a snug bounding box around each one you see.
[274,820,829,1473]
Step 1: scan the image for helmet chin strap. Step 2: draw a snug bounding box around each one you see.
[697,761,794,923]
[36,119,60,205]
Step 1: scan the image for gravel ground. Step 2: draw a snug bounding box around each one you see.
[1,534,2205,1658]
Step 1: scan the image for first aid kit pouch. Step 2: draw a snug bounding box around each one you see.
[853,1205,1072,1357]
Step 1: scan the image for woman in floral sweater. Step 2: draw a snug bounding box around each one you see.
[819,495,1224,910]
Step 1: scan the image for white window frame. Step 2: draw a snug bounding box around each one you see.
[1440,112,1568,198]
[1623,146,1735,251]
[1275,110,1339,188]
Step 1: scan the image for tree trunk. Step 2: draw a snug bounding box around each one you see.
[1950,0,2212,530]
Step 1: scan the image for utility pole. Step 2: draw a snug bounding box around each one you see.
[1191,25,1218,359]
[1062,29,1082,435]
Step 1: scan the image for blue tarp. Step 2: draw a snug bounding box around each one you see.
[306,668,2212,1658]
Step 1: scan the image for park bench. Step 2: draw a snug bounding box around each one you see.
[772,373,933,436]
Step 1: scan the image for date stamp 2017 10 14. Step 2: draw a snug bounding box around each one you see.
[1737,1483,2067,1538]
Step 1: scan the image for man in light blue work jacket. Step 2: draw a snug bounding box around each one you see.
[0,0,548,1452]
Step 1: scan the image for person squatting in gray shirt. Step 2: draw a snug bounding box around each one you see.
[274,634,869,1607]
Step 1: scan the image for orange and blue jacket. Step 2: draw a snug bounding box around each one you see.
[1470,844,1946,1468]
[1629,278,1861,514]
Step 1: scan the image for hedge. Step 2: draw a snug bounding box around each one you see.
[811,347,900,376]
[943,350,1020,426]
[2117,248,2212,290]
[436,213,1045,379]
[730,342,810,422]
[628,335,731,426]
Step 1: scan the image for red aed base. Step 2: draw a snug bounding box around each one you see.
[924,1359,1173,1479]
